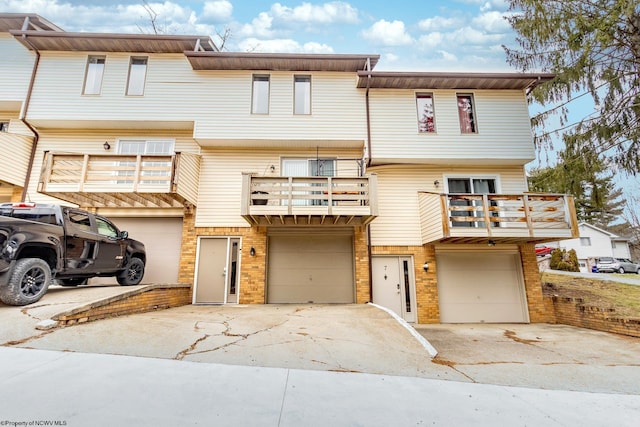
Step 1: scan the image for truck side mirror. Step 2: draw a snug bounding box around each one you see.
[120,231,129,239]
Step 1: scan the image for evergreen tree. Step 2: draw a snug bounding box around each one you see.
[504,0,640,175]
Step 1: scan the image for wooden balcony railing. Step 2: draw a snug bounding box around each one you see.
[418,192,579,244]
[241,173,378,226]
[38,151,200,208]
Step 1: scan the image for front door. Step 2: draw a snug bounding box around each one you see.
[194,237,240,304]
[372,256,417,323]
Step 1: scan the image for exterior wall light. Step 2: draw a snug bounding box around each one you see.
[433,180,440,188]
[103,141,111,150]
[250,247,256,256]
[488,240,496,247]
[423,262,429,272]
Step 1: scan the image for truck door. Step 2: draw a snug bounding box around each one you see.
[64,210,99,272]
[93,216,126,272]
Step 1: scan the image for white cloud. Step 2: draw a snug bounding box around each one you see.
[418,33,444,50]
[437,50,458,62]
[238,12,275,38]
[448,27,504,45]
[472,11,512,33]
[418,16,463,32]
[237,38,334,54]
[270,1,359,25]
[385,53,399,63]
[202,1,233,22]
[361,20,413,46]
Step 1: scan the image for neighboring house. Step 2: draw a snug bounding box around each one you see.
[556,223,632,272]
[0,13,579,324]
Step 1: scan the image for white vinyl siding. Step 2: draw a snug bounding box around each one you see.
[0,34,36,107]
[26,55,366,142]
[0,132,33,187]
[195,148,362,227]
[369,165,528,246]
[368,89,535,164]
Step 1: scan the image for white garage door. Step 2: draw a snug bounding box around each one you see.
[267,234,354,303]
[111,217,183,284]
[436,252,528,323]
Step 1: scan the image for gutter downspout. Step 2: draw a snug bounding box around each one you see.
[364,58,374,302]
[17,24,41,202]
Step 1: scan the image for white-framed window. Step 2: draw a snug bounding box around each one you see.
[446,176,498,228]
[126,57,148,96]
[83,55,106,95]
[580,237,592,246]
[416,93,435,133]
[282,158,336,206]
[117,139,174,184]
[252,75,270,114]
[294,75,311,115]
[456,93,477,133]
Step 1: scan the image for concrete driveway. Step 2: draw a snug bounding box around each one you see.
[2,286,640,395]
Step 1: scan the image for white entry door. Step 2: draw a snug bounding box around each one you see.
[194,237,240,304]
[372,256,417,323]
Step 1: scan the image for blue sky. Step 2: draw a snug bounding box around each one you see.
[1,0,518,71]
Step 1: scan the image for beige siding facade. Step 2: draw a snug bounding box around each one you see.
[0,131,32,187]
[195,147,363,227]
[0,34,34,113]
[368,89,535,164]
[369,165,528,246]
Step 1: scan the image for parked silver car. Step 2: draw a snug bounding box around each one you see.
[596,257,640,274]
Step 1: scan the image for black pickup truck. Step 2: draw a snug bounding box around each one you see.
[0,203,146,306]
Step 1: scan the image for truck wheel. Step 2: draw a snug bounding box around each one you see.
[58,278,88,287]
[0,258,51,306]
[117,257,145,286]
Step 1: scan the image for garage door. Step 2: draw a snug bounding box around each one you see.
[111,217,183,283]
[267,234,354,303]
[436,252,528,323]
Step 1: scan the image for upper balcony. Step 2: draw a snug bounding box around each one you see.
[241,173,378,227]
[37,151,200,208]
[0,130,34,188]
[418,192,579,244]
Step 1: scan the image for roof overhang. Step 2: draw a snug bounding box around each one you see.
[357,71,555,90]
[0,13,63,33]
[185,52,379,71]
[10,30,217,53]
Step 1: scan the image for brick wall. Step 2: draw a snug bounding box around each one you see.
[544,296,640,338]
[354,227,370,304]
[519,243,554,323]
[54,284,191,326]
[371,245,439,324]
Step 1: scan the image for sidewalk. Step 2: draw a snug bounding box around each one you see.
[0,347,638,427]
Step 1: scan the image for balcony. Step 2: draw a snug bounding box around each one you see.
[38,152,200,208]
[418,192,579,244]
[241,173,378,226]
[0,131,34,187]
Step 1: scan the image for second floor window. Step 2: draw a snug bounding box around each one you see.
[580,237,592,246]
[294,75,311,114]
[127,57,148,96]
[457,94,477,133]
[252,75,270,114]
[416,93,435,133]
[83,55,105,95]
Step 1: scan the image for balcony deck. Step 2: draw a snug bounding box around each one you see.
[418,192,579,244]
[241,173,378,227]
[37,152,200,208]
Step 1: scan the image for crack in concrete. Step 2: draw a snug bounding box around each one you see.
[431,357,476,382]
[2,330,56,347]
[175,334,210,360]
[503,329,541,345]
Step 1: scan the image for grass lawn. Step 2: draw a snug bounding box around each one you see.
[541,272,640,318]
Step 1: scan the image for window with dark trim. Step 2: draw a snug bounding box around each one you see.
[456,93,477,133]
[416,93,435,133]
[252,75,270,114]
